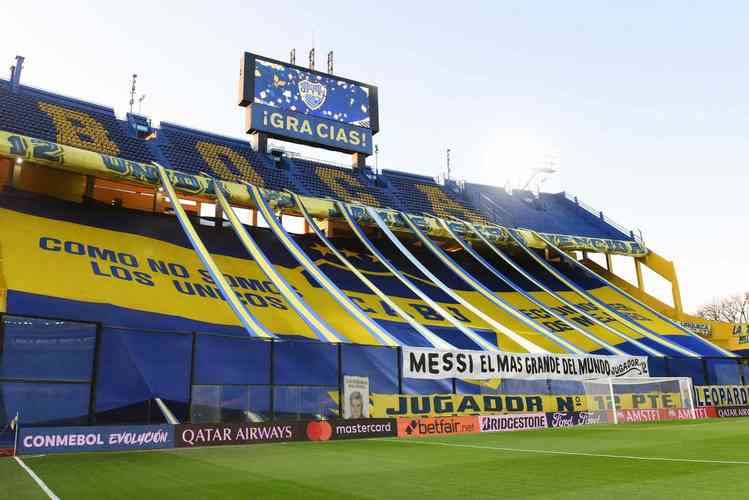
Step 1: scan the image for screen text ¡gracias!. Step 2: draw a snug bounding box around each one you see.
[262,109,367,146]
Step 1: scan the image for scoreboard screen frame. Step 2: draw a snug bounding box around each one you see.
[239,52,380,155]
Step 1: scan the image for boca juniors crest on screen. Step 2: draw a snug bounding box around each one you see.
[239,52,379,155]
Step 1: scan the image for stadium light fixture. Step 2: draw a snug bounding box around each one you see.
[129,74,138,114]
[15,157,23,165]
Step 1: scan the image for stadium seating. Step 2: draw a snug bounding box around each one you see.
[157,123,295,192]
[540,192,632,240]
[289,158,393,207]
[382,171,488,224]
[0,78,636,240]
[465,183,633,239]
[0,82,153,163]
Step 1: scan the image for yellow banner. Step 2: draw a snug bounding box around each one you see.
[0,206,505,344]
[371,392,684,417]
[693,385,749,407]
[538,232,647,257]
[0,202,670,350]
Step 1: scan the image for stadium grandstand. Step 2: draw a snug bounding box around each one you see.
[1,48,749,500]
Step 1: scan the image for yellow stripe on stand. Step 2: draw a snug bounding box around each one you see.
[214,181,341,343]
[365,207,544,354]
[249,184,397,346]
[157,164,274,339]
[292,192,451,349]
[537,233,735,358]
[455,218,656,356]
[509,229,694,357]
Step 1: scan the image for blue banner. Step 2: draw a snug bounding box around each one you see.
[248,104,373,155]
[545,411,606,428]
[18,425,173,455]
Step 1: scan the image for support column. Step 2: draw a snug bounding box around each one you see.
[669,263,684,315]
[84,175,95,203]
[215,204,224,228]
[634,258,644,291]
[88,323,104,425]
[8,159,19,188]
[606,253,613,273]
[255,132,269,154]
[0,159,12,188]
[351,152,366,170]
[152,189,159,213]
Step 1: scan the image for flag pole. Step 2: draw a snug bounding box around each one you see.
[12,413,19,457]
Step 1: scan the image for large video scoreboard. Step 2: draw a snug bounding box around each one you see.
[239,52,379,155]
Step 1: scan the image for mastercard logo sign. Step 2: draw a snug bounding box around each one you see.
[306,421,333,442]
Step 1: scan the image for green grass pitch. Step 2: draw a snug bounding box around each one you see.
[2,418,749,499]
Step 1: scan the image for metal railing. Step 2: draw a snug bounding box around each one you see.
[273,149,359,171]
[565,192,644,243]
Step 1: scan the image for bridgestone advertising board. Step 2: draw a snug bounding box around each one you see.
[479,413,548,433]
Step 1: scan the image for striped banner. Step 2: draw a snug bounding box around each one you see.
[433,216,623,355]
[214,181,341,343]
[537,233,735,358]
[249,185,397,346]
[337,201,497,351]
[401,213,584,354]
[367,206,536,353]
[457,218,656,356]
[157,164,275,339]
[507,229,689,357]
[292,193,450,349]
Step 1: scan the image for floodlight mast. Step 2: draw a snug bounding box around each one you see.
[520,166,557,193]
[129,74,137,114]
[446,148,451,181]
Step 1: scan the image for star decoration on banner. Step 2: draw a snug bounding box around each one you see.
[340,248,360,260]
[309,243,333,257]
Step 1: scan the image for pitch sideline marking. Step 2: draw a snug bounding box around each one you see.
[388,439,749,465]
[14,456,60,500]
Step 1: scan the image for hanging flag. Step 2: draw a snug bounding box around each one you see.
[9,413,19,431]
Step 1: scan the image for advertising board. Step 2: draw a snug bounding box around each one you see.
[306,419,397,441]
[175,421,305,448]
[18,425,173,455]
[479,413,548,433]
[397,416,479,438]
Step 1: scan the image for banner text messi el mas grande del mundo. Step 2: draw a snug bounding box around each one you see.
[402,347,649,380]
[239,52,378,155]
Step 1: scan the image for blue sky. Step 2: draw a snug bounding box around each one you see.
[2,1,747,312]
